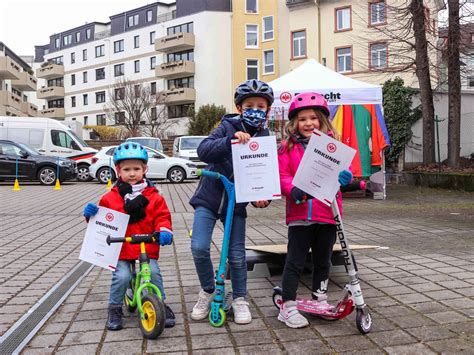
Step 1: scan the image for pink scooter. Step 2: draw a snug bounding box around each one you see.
[272,181,373,334]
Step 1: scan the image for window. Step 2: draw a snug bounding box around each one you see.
[263,50,274,74]
[151,107,157,120]
[246,24,258,48]
[292,30,306,59]
[134,35,140,48]
[55,38,60,48]
[467,76,474,88]
[51,56,63,64]
[134,85,141,97]
[168,76,194,89]
[70,52,75,64]
[96,114,106,125]
[167,22,193,35]
[63,34,72,46]
[369,1,386,26]
[147,10,153,22]
[246,0,257,14]
[134,60,140,73]
[96,91,106,103]
[83,71,88,83]
[47,77,63,87]
[83,94,88,106]
[96,67,105,80]
[114,40,124,53]
[246,59,259,80]
[115,88,125,100]
[150,82,156,95]
[48,99,64,109]
[168,104,192,119]
[84,116,88,125]
[71,96,76,108]
[83,49,87,61]
[95,45,105,57]
[51,130,80,150]
[167,50,194,62]
[263,16,274,41]
[71,74,76,86]
[86,28,92,39]
[370,42,388,69]
[128,14,139,27]
[335,7,351,31]
[150,31,156,44]
[150,56,156,69]
[336,47,352,73]
[114,63,124,77]
[115,112,125,124]
[75,32,81,42]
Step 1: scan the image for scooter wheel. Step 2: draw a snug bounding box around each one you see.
[209,307,226,327]
[356,308,373,334]
[272,290,283,310]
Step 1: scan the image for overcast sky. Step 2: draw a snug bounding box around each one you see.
[0,0,175,56]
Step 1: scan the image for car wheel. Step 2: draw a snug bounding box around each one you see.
[97,167,115,184]
[167,167,185,183]
[76,164,93,182]
[38,166,57,186]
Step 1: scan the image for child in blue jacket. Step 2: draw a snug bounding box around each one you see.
[189,79,274,324]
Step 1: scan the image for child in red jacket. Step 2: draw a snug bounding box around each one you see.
[83,142,175,331]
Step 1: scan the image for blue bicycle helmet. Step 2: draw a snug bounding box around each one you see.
[234,79,274,106]
[113,142,148,164]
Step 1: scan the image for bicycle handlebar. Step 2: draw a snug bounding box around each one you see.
[197,169,220,179]
[106,234,157,245]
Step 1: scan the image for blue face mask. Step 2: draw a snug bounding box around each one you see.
[241,108,267,129]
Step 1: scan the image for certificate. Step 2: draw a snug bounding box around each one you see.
[79,207,129,271]
[231,136,281,203]
[292,129,356,206]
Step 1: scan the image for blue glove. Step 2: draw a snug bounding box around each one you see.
[338,170,353,187]
[291,187,313,203]
[158,231,173,246]
[83,203,99,218]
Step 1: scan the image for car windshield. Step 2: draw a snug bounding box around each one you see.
[128,138,163,151]
[17,142,39,155]
[181,137,205,150]
[69,130,89,147]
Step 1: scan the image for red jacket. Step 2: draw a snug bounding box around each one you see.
[98,185,172,260]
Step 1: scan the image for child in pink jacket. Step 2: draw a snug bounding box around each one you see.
[277,93,353,328]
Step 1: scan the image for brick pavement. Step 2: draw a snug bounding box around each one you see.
[0,181,473,354]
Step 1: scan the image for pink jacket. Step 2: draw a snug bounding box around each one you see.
[278,139,343,225]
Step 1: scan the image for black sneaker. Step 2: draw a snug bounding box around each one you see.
[164,304,175,328]
[107,304,124,331]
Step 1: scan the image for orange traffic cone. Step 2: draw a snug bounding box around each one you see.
[13,179,21,191]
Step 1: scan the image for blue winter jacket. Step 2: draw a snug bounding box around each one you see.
[189,114,270,219]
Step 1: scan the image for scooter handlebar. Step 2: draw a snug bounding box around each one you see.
[295,180,366,205]
[197,169,220,179]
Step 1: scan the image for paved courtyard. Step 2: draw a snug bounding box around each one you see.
[0,180,473,354]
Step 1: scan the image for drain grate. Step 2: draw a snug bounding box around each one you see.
[0,261,94,355]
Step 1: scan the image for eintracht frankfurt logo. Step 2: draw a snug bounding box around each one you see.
[249,141,259,151]
[106,213,114,222]
[327,143,337,153]
[280,92,292,104]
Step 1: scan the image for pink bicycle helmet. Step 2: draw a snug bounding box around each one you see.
[288,92,329,119]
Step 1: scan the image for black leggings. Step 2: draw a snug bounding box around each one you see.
[281,224,337,302]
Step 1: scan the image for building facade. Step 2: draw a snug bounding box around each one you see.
[0,42,38,117]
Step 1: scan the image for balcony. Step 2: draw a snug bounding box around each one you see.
[20,101,39,116]
[0,90,22,111]
[37,86,65,100]
[36,63,64,79]
[12,71,38,91]
[163,87,196,105]
[286,0,317,7]
[155,32,195,53]
[40,107,65,119]
[155,60,195,79]
[0,56,22,80]
[0,105,24,117]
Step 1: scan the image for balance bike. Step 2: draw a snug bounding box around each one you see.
[197,169,235,327]
[107,233,166,339]
[272,182,373,334]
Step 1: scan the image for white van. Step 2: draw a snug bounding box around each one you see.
[0,116,97,181]
[173,135,206,167]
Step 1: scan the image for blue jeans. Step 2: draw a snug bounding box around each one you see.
[109,259,165,306]
[191,206,247,299]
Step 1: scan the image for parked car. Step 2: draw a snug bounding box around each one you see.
[172,135,207,167]
[0,140,77,185]
[0,116,97,182]
[89,146,198,184]
[126,137,163,152]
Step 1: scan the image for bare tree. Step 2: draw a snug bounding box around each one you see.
[104,78,175,138]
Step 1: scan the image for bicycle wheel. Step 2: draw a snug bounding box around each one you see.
[138,294,165,339]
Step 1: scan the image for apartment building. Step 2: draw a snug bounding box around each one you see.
[278,0,444,87]
[35,1,234,136]
[0,42,39,117]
